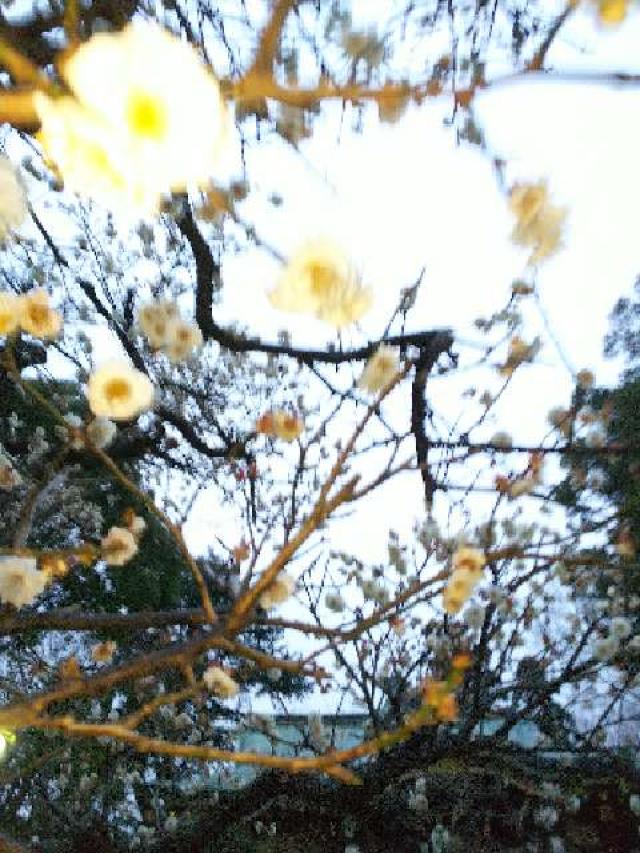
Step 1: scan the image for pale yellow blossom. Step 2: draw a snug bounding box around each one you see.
[34,95,157,217]
[443,547,485,614]
[358,346,400,394]
[509,478,537,498]
[443,569,477,614]
[0,293,21,336]
[36,23,230,216]
[101,526,138,566]
[203,665,239,698]
[269,239,372,328]
[548,407,572,437]
[259,572,296,609]
[452,546,486,575]
[19,289,62,339]
[164,318,203,363]
[499,336,541,377]
[138,306,171,348]
[138,300,180,348]
[509,182,566,266]
[87,361,154,420]
[0,557,49,609]
[576,369,595,389]
[510,183,546,228]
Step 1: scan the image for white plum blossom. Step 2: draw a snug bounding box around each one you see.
[0,557,49,608]
[35,22,231,217]
[101,526,138,566]
[358,345,400,394]
[269,238,371,328]
[86,416,117,449]
[203,665,239,698]
[88,361,154,421]
[258,572,295,609]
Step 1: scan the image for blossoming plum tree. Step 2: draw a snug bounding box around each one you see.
[0,0,639,849]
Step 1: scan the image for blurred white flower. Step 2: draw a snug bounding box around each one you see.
[610,616,632,640]
[510,182,566,266]
[164,815,178,833]
[138,300,177,348]
[164,318,203,363]
[358,346,400,394]
[35,22,230,217]
[101,526,138,566]
[269,238,371,328]
[203,665,239,698]
[592,636,619,661]
[464,603,486,630]
[325,592,346,613]
[0,557,49,608]
[88,361,153,420]
[19,289,62,339]
[258,572,295,608]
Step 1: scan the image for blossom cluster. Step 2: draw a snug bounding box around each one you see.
[0,289,62,339]
[498,335,541,378]
[203,665,239,698]
[255,410,304,442]
[138,299,203,363]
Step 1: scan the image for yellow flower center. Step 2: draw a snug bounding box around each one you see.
[599,0,627,23]
[27,303,50,328]
[307,263,337,299]
[127,92,168,142]
[104,378,132,404]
